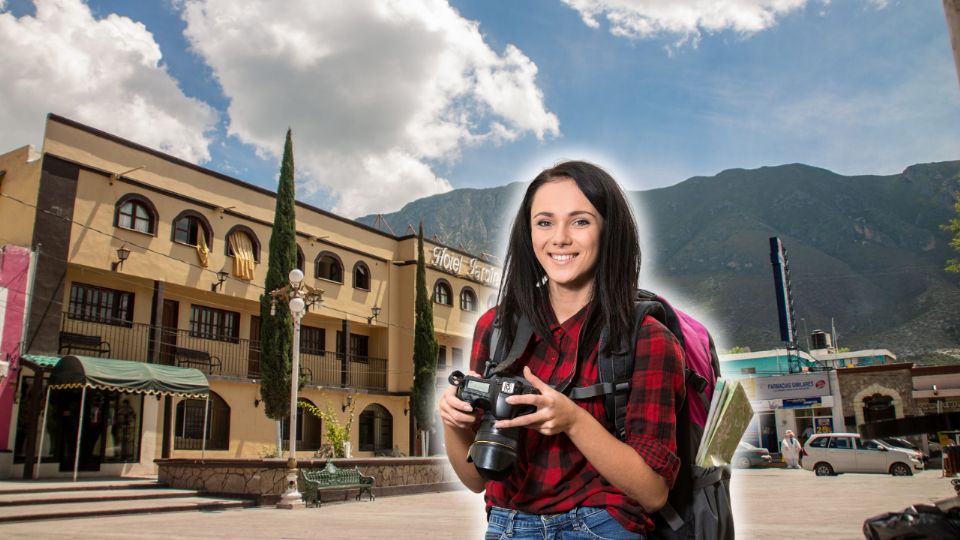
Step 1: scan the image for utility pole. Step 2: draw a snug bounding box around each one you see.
[945,1,960,90]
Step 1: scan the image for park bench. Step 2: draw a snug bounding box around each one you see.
[58,332,111,357]
[301,460,375,508]
[174,347,222,374]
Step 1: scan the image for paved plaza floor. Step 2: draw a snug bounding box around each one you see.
[0,468,956,539]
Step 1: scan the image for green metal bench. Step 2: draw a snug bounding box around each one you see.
[301,460,375,507]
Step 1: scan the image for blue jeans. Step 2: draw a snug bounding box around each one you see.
[485,506,645,540]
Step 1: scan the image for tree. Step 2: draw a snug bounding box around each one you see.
[259,129,298,422]
[945,194,960,273]
[410,222,439,455]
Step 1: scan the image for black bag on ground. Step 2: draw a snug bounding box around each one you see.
[863,504,960,540]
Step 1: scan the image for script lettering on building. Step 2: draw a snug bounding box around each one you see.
[430,247,502,286]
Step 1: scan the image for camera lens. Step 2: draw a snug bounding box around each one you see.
[469,415,521,481]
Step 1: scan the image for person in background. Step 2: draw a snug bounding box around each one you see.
[781,430,803,469]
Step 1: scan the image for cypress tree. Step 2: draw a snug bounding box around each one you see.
[946,195,960,273]
[259,129,298,421]
[411,222,439,454]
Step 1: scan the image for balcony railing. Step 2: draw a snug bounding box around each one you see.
[59,313,388,391]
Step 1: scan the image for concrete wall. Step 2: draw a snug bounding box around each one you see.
[836,365,916,427]
[0,246,33,450]
[158,457,460,503]
[0,145,42,248]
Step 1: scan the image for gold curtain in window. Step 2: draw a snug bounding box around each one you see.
[196,232,210,268]
[228,232,255,280]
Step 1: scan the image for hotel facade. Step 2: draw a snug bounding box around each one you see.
[0,114,499,479]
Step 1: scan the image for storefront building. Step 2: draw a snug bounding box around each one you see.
[834,363,917,431]
[737,371,842,453]
[0,114,499,478]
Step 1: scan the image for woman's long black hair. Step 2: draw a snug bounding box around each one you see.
[496,161,641,355]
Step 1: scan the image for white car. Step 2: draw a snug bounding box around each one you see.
[802,433,924,476]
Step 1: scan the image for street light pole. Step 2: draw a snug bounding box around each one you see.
[271,268,323,509]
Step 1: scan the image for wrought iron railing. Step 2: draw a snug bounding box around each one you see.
[60,313,389,391]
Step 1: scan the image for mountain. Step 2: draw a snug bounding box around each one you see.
[357,162,960,360]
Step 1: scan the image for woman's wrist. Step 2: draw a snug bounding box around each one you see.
[564,405,593,438]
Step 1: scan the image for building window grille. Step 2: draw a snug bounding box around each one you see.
[189,304,240,342]
[359,404,393,452]
[174,392,230,450]
[353,262,370,290]
[68,282,134,326]
[433,280,452,306]
[460,288,477,312]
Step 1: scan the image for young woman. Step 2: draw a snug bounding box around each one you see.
[439,161,686,539]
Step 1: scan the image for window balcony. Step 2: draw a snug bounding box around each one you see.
[59,313,388,391]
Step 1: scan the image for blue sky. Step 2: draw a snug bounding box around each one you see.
[1,0,957,217]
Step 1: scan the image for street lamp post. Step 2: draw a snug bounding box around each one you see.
[270,268,323,509]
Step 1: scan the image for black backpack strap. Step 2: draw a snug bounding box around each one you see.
[486,314,534,377]
[686,368,710,412]
[658,501,686,532]
[596,300,665,440]
[567,381,629,400]
[484,321,504,377]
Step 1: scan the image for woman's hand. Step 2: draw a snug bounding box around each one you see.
[438,370,482,431]
[494,366,588,436]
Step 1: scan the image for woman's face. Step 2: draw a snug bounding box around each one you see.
[530,177,603,295]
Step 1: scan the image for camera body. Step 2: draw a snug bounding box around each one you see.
[452,371,537,420]
[448,370,538,480]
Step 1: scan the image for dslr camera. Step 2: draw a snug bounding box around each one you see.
[448,370,538,480]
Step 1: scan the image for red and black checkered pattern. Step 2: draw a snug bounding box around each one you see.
[469,303,686,533]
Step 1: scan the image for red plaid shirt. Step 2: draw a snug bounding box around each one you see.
[469,303,686,533]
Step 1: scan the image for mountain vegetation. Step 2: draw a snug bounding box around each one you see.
[358,161,960,362]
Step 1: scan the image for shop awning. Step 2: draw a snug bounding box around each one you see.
[48,355,209,398]
[20,354,63,370]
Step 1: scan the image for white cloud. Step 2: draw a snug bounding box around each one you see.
[178,0,559,217]
[0,0,217,163]
[561,0,811,45]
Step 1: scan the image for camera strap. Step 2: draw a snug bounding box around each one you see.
[486,314,534,377]
[486,305,601,395]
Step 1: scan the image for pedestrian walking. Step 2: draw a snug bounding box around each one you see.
[781,430,803,469]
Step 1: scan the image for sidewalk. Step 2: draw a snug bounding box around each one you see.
[0,469,956,539]
[0,489,490,539]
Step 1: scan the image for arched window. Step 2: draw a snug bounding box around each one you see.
[359,404,393,453]
[225,225,260,261]
[114,194,158,235]
[296,245,305,273]
[315,251,343,283]
[353,261,370,290]
[174,391,230,450]
[433,279,452,306]
[226,225,260,280]
[171,210,213,248]
[281,398,322,451]
[459,287,477,312]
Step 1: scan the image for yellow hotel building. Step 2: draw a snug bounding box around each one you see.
[0,114,499,478]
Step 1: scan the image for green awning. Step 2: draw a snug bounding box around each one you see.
[20,354,62,369]
[49,355,209,398]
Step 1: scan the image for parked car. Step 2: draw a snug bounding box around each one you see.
[733,441,773,469]
[881,437,929,465]
[802,433,924,476]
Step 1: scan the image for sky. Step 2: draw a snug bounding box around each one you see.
[1,0,958,218]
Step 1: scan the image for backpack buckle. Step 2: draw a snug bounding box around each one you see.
[686,368,708,393]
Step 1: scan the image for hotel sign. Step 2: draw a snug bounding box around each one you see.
[431,247,502,286]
